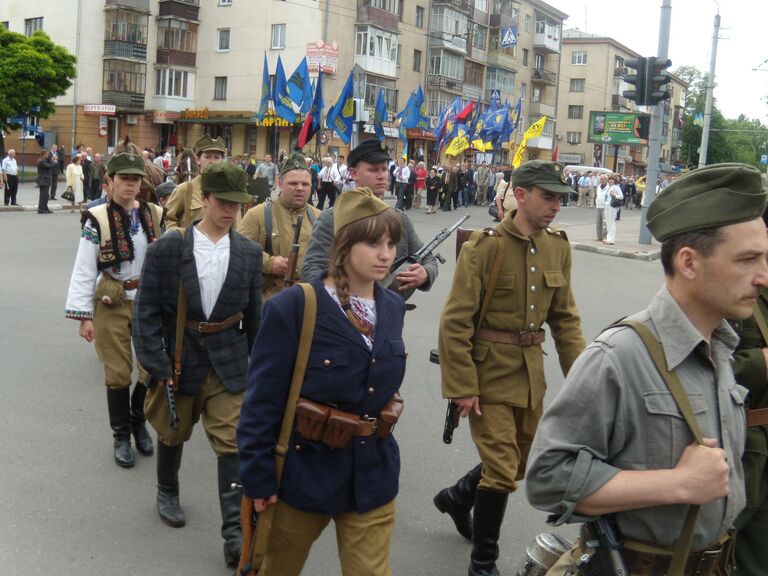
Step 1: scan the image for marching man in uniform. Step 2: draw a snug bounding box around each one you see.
[65,153,165,468]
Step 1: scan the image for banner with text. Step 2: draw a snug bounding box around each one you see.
[587,111,650,146]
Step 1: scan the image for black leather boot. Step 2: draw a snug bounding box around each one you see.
[218,455,243,568]
[130,382,154,456]
[433,463,483,541]
[467,488,508,576]
[157,442,185,527]
[106,387,135,468]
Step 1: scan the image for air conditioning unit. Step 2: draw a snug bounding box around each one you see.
[125,114,139,125]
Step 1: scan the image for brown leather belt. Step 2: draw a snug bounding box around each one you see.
[476,328,545,346]
[747,407,768,427]
[186,311,244,333]
[122,278,140,291]
[621,537,728,576]
[354,418,379,436]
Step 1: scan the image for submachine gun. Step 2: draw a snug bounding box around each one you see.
[384,214,470,301]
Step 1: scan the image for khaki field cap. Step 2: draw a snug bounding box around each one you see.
[279,153,311,176]
[201,162,252,204]
[107,152,146,177]
[647,163,767,242]
[193,134,227,155]
[347,139,391,167]
[334,186,391,233]
[512,160,574,195]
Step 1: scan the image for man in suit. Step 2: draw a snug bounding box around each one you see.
[133,162,262,568]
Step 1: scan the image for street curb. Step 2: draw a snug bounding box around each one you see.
[0,203,68,213]
[571,242,660,261]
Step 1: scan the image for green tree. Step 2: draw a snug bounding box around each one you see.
[0,28,76,155]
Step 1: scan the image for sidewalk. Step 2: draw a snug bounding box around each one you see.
[0,179,73,213]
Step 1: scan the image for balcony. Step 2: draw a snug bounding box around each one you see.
[431,0,471,13]
[611,94,629,110]
[529,101,555,117]
[156,49,196,67]
[106,0,150,10]
[354,55,396,79]
[467,45,487,64]
[357,5,399,33]
[427,74,463,94]
[489,12,518,29]
[158,0,200,20]
[463,83,483,101]
[486,50,516,70]
[104,39,147,60]
[531,67,557,85]
[103,91,145,110]
[527,134,553,150]
[533,31,560,53]
[429,33,467,54]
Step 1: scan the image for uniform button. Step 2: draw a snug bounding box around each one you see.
[371,358,376,364]
[360,440,366,445]
[363,414,369,419]
[530,304,535,310]
[295,445,301,451]
[368,387,375,394]
[530,248,536,255]
[529,323,535,329]
[530,285,536,292]
[530,266,536,272]
[405,350,409,357]
[323,359,331,367]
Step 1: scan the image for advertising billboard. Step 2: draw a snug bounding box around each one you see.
[587,111,650,145]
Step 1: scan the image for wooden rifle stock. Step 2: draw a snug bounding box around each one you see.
[237,496,258,576]
[283,213,304,288]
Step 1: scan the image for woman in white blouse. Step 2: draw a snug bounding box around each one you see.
[66,154,85,210]
[494,170,517,221]
[603,174,624,245]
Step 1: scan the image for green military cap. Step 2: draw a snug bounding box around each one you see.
[647,163,767,241]
[193,134,227,155]
[106,152,146,177]
[201,162,252,203]
[512,160,574,195]
[334,186,391,233]
[279,153,310,176]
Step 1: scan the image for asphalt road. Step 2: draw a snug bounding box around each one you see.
[0,202,664,576]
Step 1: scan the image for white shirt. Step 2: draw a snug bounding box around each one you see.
[594,183,610,208]
[319,165,340,184]
[2,156,18,176]
[395,165,411,184]
[192,226,231,319]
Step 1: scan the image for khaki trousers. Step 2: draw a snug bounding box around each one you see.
[145,369,242,456]
[259,499,396,576]
[469,402,543,492]
[93,293,147,389]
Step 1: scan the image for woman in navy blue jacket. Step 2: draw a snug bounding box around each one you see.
[238,187,407,576]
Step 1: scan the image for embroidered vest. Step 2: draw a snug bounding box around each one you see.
[83,201,164,270]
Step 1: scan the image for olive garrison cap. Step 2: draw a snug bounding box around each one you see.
[647,163,767,241]
[279,153,311,176]
[106,152,146,177]
[512,160,574,195]
[334,186,391,233]
[193,134,227,155]
[154,181,176,199]
[347,139,391,167]
[201,162,252,204]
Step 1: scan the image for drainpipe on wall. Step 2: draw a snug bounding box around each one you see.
[70,0,83,159]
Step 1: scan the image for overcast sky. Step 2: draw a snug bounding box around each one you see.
[549,0,768,123]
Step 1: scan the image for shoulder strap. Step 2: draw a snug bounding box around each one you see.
[305,205,316,226]
[173,228,188,389]
[264,201,273,256]
[618,319,702,576]
[253,283,317,558]
[476,232,505,333]
[752,302,768,344]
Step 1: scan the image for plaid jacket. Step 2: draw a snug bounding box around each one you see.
[133,222,263,395]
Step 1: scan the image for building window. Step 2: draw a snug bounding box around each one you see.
[520,83,526,101]
[430,6,468,40]
[2,21,10,30]
[158,19,198,52]
[464,60,484,87]
[103,59,146,94]
[568,105,583,119]
[524,14,532,33]
[218,0,232,4]
[486,66,515,93]
[413,49,422,72]
[475,0,488,11]
[396,43,401,66]
[427,91,455,117]
[534,53,544,70]
[370,0,401,16]
[24,17,43,37]
[614,55,624,70]
[566,131,582,145]
[470,23,488,51]
[522,48,529,67]
[214,76,227,100]
[364,74,397,112]
[429,49,464,80]
[271,24,286,49]
[416,5,424,28]
[217,28,230,51]
[571,51,587,65]
[569,78,585,92]
[105,9,148,44]
[155,68,191,98]
[356,27,398,65]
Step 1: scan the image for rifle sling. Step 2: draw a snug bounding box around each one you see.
[476,232,505,334]
[619,319,703,576]
[173,227,188,389]
[751,300,768,344]
[264,200,316,257]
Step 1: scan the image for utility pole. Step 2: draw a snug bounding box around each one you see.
[638,0,672,245]
[698,12,721,168]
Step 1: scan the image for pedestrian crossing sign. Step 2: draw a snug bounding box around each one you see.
[501,26,517,48]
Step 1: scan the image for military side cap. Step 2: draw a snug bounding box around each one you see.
[154,181,176,199]
[334,187,391,233]
[280,153,310,176]
[107,152,146,177]
[193,134,227,155]
[512,160,574,195]
[201,162,252,204]
[347,139,391,167]
[647,163,767,241]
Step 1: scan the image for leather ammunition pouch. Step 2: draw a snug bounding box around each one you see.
[377,392,404,439]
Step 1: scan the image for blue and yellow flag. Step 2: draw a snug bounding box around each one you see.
[258,53,271,123]
[287,57,313,114]
[512,116,547,168]
[273,55,297,124]
[325,72,355,145]
[373,89,388,143]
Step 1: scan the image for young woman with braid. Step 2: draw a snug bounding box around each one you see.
[238,187,407,576]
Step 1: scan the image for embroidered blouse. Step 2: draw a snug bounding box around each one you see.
[324,285,377,350]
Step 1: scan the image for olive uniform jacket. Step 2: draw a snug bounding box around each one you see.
[439,213,584,407]
[237,197,320,301]
[165,175,242,232]
[132,223,262,396]
[731,287,768,511]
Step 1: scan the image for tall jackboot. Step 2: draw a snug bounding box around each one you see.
[106,387,135,468]
[130,382,154,456]
[467,488,509,576]
[218,454,243,568]
[433,463,483,541]
[156,441,186,527]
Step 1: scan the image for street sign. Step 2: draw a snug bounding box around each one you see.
[761,153,768,165]
[319,130,329,145]
[490,90,501,101]
[500,26,518,48]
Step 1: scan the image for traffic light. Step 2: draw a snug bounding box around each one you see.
[622,57,648,105]
[645,57,672,105]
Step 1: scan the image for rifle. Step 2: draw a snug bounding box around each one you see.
[283,213,304,288]
[384,214,470,301]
